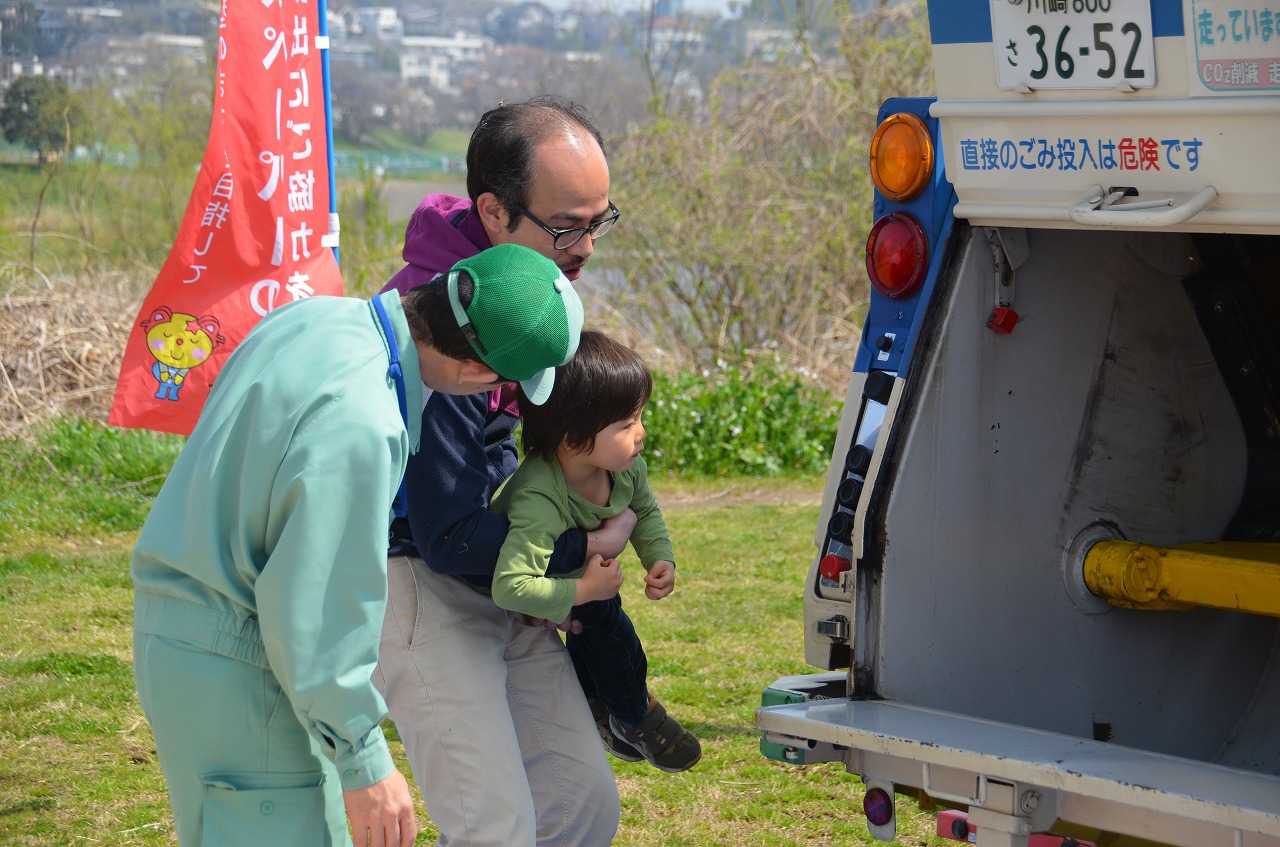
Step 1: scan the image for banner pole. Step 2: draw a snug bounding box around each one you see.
[318,0,340,266]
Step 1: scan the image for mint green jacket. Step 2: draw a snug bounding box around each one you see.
[489,453,674,622]
[131,291,421,791]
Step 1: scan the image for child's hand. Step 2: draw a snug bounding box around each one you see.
[645,560,675,600]
[574,554,623,605]
[524,614,584,635]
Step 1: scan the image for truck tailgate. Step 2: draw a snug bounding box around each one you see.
[758,698,1280,847]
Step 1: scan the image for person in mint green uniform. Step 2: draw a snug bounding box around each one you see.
[131,243,582,847]
[489,330,702,774]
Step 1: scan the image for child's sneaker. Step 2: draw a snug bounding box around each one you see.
[588,698,643,762]
[608,697,701,773]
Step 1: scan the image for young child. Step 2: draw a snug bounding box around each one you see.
[490,329,702,773]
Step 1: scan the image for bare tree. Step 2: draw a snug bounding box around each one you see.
[603,2,931,385]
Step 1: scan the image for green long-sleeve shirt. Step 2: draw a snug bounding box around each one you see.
[489,452,674,622]
[131,290,421,791]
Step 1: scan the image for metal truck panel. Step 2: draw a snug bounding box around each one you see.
[868,226,1265,759]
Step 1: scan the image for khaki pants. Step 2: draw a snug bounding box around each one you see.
[133,633,350,846]
[375,556,620,847]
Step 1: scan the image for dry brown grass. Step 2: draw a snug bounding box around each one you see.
[0,280,851,445]
[0,281,140,439]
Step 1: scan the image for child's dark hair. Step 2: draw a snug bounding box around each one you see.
[519,330,652,457]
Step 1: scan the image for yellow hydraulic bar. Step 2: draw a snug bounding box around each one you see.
[1083,540,1280,617]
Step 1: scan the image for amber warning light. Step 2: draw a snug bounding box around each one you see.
[869,112,933,203]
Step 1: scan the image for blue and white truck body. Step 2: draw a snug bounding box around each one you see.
[756,2,1280,845]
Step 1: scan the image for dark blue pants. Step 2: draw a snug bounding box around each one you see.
[566,594,649,728]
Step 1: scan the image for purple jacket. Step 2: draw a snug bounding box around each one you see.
[382,194,585,582]
[381,194,490,296]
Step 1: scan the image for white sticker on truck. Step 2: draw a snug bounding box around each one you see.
[1186,0,1280,95]
[990,0,1157,90]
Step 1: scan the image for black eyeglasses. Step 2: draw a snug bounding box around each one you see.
[512,201,620,250]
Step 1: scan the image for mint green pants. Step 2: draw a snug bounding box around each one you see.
[134,632,351,846]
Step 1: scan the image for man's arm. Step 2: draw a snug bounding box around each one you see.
[583,507,637,563]
[343,770,417,847]
[254,403,401,792]
[404,391,510,575]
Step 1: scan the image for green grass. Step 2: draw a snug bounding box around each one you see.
[339,128,470,160]
[0,418,945,846]
[0,123,466,283]
[0,418,185,548]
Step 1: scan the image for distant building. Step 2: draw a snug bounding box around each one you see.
[60,32,205,91]
[345,6,403,40]
[139,32,205,63]
[1,56,42,96]
[649,15,705,58]
[655,0,685,17]
[401,1,488,39]
[35,4,124,53]
[744,27,804,63]
[399,32,491,93]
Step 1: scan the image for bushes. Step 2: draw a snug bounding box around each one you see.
[643,350,840,478]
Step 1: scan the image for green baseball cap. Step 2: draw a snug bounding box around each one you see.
[446,244,584,405]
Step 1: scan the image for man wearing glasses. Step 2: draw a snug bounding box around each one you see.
[374,96,632,846]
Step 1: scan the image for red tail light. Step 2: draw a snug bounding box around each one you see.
[820,554,852,581]
[866,212,928,300]
[863,786,894,827]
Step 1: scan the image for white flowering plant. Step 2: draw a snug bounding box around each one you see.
[643,352,841,478]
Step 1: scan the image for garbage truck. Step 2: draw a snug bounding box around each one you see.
[755,2,1280,846]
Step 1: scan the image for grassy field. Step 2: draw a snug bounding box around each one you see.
[0,419,946,846]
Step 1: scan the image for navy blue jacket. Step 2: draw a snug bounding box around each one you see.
[382,194,586,586]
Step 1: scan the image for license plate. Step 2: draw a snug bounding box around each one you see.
[990,0,1157,90]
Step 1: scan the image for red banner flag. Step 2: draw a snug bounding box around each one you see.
[109,0,342,435]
